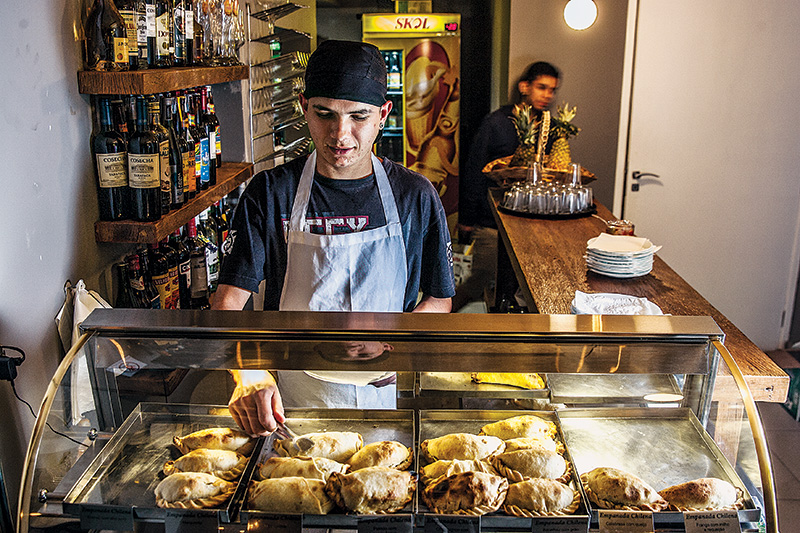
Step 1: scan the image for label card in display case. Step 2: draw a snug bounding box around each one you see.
[358,514,414,533]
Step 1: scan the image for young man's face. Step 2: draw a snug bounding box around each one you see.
[300,95,392,179]
[519,75,559,111]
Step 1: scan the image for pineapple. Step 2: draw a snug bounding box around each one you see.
[546,103,580,171]
[508,103,540,168]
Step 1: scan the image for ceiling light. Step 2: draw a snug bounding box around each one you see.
[564,0,597,31]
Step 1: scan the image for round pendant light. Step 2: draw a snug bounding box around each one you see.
[564,0,598,30]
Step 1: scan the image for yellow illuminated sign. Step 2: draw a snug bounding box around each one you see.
[363,14,460,34]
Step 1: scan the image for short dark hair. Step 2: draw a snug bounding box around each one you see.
[511,61,560,104]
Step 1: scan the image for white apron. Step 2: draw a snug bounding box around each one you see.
[277,151,406,409]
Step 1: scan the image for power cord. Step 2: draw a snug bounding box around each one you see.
[1,346,88,448]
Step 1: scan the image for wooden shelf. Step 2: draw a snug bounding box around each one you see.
[78,65,250,95]
[95,162,253,243]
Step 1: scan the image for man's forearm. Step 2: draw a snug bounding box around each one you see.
[413,295,452,313]
[212,283,253,310]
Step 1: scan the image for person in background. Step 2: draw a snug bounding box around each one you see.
[213,40,455,436]
[454,62,560,311]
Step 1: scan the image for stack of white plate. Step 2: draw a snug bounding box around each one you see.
[585,233,662,278]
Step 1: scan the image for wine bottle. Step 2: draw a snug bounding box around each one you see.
[190,92,211,190]
[162,95,185,210]
[205,85,222,168]
[149,242,174,309]
[109,97,130,141]
[199,210,219,292]
[115,0,139,69]
[148,97,172,215]
[91,97,129,221]
[171,229,192,309]
[184,0,194,66]
[172,0,186,66]
[127,96,161,221]
[160,237,181,309]
[176,92,197,199]
[136,247,162,308]
[84,0,129,71]
[145,0,157,68]
[187,217,211,309]
[154,0,174,67]
[126,254,151,308]
[200,86,217,186]
[114,261,139,308]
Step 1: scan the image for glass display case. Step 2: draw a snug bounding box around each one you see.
[18,309,777,532]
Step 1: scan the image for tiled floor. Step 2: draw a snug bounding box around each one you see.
[757,401,800,533]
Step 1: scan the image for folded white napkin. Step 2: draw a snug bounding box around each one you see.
[571,290,664,315]
[587,233,661,254]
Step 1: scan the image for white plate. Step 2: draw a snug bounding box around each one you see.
[588,266,653,278]
[587,233,661,254]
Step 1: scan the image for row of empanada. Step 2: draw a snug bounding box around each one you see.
[273,431,413,470]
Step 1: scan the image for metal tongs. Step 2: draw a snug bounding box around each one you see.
[275,420,300,441]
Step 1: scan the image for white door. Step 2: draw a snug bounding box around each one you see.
[619,0,800,349]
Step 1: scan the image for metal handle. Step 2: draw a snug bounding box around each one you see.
[632,171,660,180]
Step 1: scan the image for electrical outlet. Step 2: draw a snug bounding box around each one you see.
[0,356,18,381]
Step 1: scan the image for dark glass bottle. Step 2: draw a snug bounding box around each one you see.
[192,0,205,65]
[127,96,161,221]
[137,247,162,308]
[175,92,196,200]
[145,0,157,68]
[91,97,129,221]
[205,85,222,168]
[160,237,181,309]
[85,0,129,72]
[149,242,174,309]
[189,92,211,190]
[126,254,151,307]
[184,0,194,66]
[133,0,148,68]
[200,87,218,185]
[214,201,229,253]
[109,97,130,141]
[199,210,219,292]
[148,97,172,215]
[154,0,174,67]
[171,229,192,309]
[172,0,186,66]
[187,217,210,309]
[114,262,139,308]
[115,0,139,69]
[162,95,185,210]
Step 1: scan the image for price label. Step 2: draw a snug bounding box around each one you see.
[164,509,217,533]
[79,504,134,531]
[598,510,654,532]
[245,513,303,533]
[532,516,589,533]
[684,510,741,533]
[358,514,414,533]
[423,514,480,533]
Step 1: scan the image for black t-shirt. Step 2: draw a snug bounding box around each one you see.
[219,155,456,311]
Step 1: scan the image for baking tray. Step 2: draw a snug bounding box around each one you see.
[417,409,590,531]
[547,373,684,405]
[61,403,264,523]
[239,408,415,529]
[556,407,760,528]
[418,372,550,399]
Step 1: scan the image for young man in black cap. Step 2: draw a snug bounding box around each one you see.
[213,40,455,436]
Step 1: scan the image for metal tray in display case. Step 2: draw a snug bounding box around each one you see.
[417,410,590,531]
[239,408,415,530]
[556,407,760,528]
[418,372,550,399]
[547,373,684,405]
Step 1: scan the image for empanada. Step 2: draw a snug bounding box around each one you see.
[163,448,248,480]
[419,459,498,487]
[173,427,255,455]
[659,477,742,511]
[420,433,505,463]
[492,448,570,483]
[479,415,556,440]
[274,431,363,463]
[503,478,580,517]
[471,372,545,389]
[258,456,349,482]
[347,441,412,471]
[324,466,416,514]
[154,472,236,509]
[503,436,561,454]
[248,476,334,514]
[422,471,508,515]
[580,467,668,511]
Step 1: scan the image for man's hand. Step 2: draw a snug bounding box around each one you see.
[414,295,452,313]
[228,370,285,436]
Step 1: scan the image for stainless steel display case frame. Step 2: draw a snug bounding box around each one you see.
[17,309,778,532]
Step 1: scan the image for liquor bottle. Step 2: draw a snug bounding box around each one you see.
[172,0,186,66]
[162,95,185,210]
[160,237,181,308]
[109,97,129,140]
[145,0,157,68]
[214,200,229,251]
[133,0,148,68]
[199,210,220,292]
[114,262,139,308]
[126,254,151,307]
[190,92,211,190]
[185,93,204,194]
[176,92,198,199]
[154,0,174,67]
[84,0,129,71]
[184,0,195,66]
[192,0,205,65]
[205,85,222,168]
[116,0,139,69]
[147,97,172,215]
[127,96,161,221]
[171,229,192,309]
[136,247,162,308]
[91,97,129,221]
[200,87,217,185]
[149,242,174,309]
[187,217,211,309]
[388,51,401,88]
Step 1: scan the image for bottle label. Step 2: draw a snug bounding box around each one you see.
[130,277,145,291]
[128,153,160,188]
[186,10,194,39]
[190,255,208,297]
[168,265,180,308]
[180,260,192,291]
[153,272,171,309]
[156,11,170,57]
[119,10,139,58]
[96,152,128,188]
[146,4,156,38]
[182,150,195,194]
[160,140,170,193]
[200,138,210,184]
[208,131,217,161]
[214,125,221,157]
[171,163,184,203]
[137,9,148,60]
[173,7,185,61]
[194,141,202,178]
[114,37,129,65]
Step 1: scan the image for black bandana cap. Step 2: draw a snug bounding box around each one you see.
[304,40,388,107]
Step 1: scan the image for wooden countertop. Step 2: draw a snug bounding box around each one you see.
[490,191,788,402]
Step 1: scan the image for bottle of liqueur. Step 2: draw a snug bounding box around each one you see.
[126,254,151,307]
[127,96,161,221]
[160,237,182,308]
[199,210,220,292]
[136,247,162,308]
[187,217,211,309]
[154,0,174,67]
[205,85,222,168]
[192,0,205,65]
[162,95,185,210]
[91,97,129,221]
[185,92,204,194]
[189,92,211,189]
[145,0,158,68]
[214,200,229,252]
[184,0,194,66]
[149,242,174,309]
[114,261,139,308]
[170,229,192,309]
[176,91,198,199]
[115,0,139,69]
[84,0,129,71]
[147,97,172,215]
[172,0,186,66]
[133,0,149,68]
[200,87,217,186]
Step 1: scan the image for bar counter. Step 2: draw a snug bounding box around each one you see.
[490,190,788,403]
